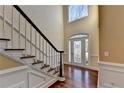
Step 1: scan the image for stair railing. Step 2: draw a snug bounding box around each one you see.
[0,5,64,77]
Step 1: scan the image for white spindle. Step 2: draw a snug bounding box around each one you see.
[42,38,44,62]
[18,13,21,48]
[39,35,41,60]
[3,5,5,37]
[25,20,27,55]
[46,41,47,64]
[30,25,32,55]
[35,30,37,57]
[11,6,14,48]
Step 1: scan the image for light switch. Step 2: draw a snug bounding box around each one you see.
[104,51,109,56]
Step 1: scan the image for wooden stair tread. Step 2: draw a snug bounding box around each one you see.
[32,60,43,65]
[5,49,25,51]
[20,56,35,59]
[41,64,50,69]
[47,68,55,72]
[0,38,10,41]
[44,64,50,67]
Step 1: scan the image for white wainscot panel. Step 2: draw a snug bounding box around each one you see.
[98,62,124,88]
[0,66,28,88]
[28,71,47,88]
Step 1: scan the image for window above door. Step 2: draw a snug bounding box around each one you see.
[68,5,88,23]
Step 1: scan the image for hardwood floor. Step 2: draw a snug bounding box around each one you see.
[49,64,98,88]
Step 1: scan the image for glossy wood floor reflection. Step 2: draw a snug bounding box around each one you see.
[49,64,98,88]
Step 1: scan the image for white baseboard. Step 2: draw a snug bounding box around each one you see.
[40,78,58,88]
[64,62,99,71]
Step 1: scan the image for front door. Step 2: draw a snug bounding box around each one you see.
[69,35,89,66]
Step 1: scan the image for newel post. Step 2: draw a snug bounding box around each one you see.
[59,52,63,77]
[59,51,65,81]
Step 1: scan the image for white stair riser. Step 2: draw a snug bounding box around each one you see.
[42,67,50,73]
[34,65,50,73]
[34,64,42,69]
[21,58,34,64]
[54,73,59,77]
[6,51,23,58]
[0,41,7,50]
[48,70,55,75]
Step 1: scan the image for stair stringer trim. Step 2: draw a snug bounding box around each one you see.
[0,50,58,88]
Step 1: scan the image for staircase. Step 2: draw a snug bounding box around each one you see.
[0,5,64,87]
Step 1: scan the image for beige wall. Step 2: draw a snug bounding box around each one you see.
[63,5,99,67]
[20,5,64,50]
[99,6,124,64]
